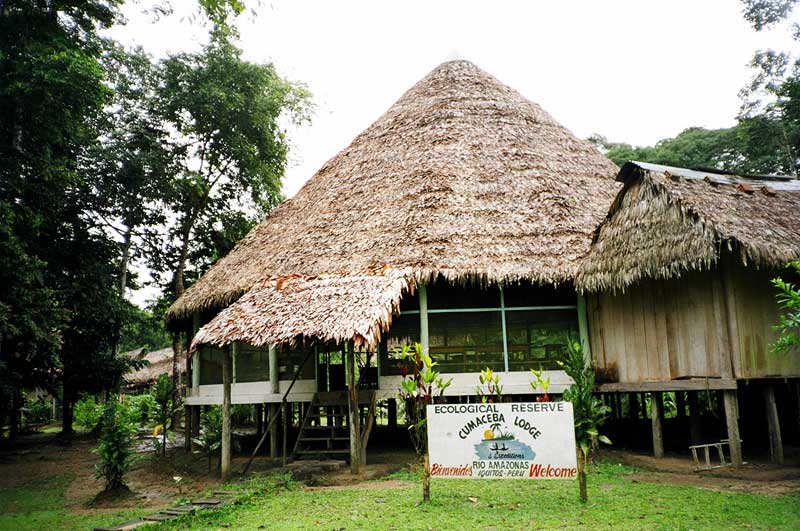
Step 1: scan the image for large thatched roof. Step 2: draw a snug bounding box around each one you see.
[170,60,619,346]
[577,161,800,293]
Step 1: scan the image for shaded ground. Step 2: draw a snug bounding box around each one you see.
[606,448,800,496]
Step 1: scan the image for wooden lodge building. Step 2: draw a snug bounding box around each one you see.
[166,61,800,474]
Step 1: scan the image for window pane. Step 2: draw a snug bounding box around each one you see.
[235,344,270,383]
[429,311,504,373]
[199,347,223,385]
[278,346,315,380]
[505,309,578,371]
[382,313,420,376]
[503,280,577,308]
[427,277,500,309]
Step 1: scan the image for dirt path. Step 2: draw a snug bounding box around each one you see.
[606,449,800,496]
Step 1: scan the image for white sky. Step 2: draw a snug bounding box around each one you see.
[107,0,795,305]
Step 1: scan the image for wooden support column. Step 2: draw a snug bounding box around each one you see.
[651,392,664,458]
[763,384,784,464]
[675,391,686,419]
[387,398,398,432]
[221,345,233,480]
[282,402,289,465]
[187,313,201,452]
[628,392,639,420]
[269,344,279,458]
[716,267,742,466]
[347,342,361,473]
[722,389,743,466]
[687,391,702,446]
[255,403,263,438]
[419,284,429,356]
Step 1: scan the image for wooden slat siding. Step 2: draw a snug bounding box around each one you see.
[663,277,681,379]
[589,294,606,368]
[703,276,721,377]
[653,279,672,380]
[622,288,640,381]
[637,280,654,380]
[721,259,743,379]
[672,274,691,378]
[711,273,731,379]
[681,275,710,376]
[600,291,623,380]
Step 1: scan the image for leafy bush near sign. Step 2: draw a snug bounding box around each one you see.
[557,340,611,503]
[397,342,452,501]
[772,260,800,355]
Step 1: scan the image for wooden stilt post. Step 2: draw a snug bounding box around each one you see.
[687,391,702,446]
[676,391,686,419]
[722,389,743,466]
[282,402,289,465]
[255,403,263,438]
[347,341,361,474]
[269,345,279,459]
[640,392,648,419]
[388,398,398,432]
[763,383,784,465]
[221,345,233,480]
[628,392,639,420]
[651,392,664,458]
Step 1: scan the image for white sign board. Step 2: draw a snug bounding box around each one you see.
[426,402,577,479]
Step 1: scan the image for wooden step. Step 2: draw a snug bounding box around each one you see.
[299,436,350,442]
[296,449,350,455]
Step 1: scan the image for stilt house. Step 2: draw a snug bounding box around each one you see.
[167,62,800,471]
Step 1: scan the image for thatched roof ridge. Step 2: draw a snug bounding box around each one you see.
[168,60,619,324]
[576,161,800,292]
[191,268,413,350]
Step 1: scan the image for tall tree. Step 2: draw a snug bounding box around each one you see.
[0,0,124,438]
[151,29,311,416]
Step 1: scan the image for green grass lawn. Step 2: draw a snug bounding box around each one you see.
[0,473,148,531]
[139,463,800,531]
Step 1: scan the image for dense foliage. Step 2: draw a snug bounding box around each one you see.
[558,340,611,503]
[93,398,137,491]
[772,261,800,354]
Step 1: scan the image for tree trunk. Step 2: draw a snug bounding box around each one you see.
[110,225,133,362]
[577,447,587,503]
[60,388,74,438]
[221,347,232,480]
[9,388,21,441]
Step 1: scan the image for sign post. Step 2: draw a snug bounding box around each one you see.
[426,402,577,480]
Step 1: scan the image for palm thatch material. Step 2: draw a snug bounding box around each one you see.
[191,268,413,350]
[124,347,182,388]
[168,60,619,329]
[577,161,800,293]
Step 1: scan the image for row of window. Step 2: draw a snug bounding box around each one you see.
[197,278,580,384]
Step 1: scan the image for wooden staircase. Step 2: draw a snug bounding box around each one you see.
[293,390,377,462]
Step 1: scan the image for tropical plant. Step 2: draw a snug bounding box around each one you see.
[529,368,551,402]
[476,367,502,402]
[558,340,611,504]
[151,374,181,456]
[193,406,223,473]
[125,393,158,426]
[74,395,104,434]
[772,261,800,355]
[93,398,137,492]
[397,343,451,502]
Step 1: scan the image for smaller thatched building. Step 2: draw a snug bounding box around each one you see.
[124,347,184,392]
[577,161,800,464]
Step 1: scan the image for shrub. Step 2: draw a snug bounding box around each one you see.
[125,393,158,426]
[558,340,611,503]
[193,406,223,473]
[772,261,800,355]
[74,395,103,433]
[93,398,137,491]
[151,374,180,456]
